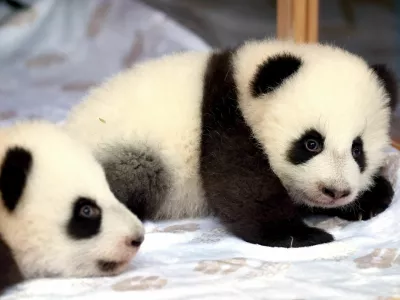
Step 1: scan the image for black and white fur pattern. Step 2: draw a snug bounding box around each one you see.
[0,121,144,293]
[65,39,397,248]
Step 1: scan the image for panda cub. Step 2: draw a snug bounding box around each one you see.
[65,39,397,248]
[0,121,144,293]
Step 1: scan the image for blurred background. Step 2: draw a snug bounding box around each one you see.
[0,0,399,146]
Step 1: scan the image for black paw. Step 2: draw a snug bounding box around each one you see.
[243,221,335,248]
[340,196,392,221]
[280,227,334,248]
[339,176,393,221]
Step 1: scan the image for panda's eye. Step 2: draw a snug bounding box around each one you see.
[79,205,100,219]
[288,129,324,165]
[68,197,102,240]
[352,146,361,157]
[304,139,321,152]
[352,138,364,159]
[351,137,365,172]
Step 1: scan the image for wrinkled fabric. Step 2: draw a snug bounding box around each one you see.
[2,151,400,299]
[0,0,209,126]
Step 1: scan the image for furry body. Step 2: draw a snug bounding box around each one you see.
[65,39,397,248]
[0,121,144,293]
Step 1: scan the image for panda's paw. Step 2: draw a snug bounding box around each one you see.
[342,195,392,221]
[339,175,394,221]
[284,226,334,248]
[358,196,392,221]
[250,220,334,248]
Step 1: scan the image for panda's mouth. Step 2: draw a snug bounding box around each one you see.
[289,188,353,208]
[304,193,354,208]
[97,259,128,273]
[306,198,343,207]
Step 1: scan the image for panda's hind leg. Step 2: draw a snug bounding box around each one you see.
[100,145,171,221]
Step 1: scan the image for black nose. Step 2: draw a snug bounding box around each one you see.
[321,187,351,200]
[129,235,144,248]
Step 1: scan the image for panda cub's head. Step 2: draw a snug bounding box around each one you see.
[0,121,144,282]
[234,40,398,208]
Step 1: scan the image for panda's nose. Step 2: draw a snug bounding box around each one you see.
[321,186,351,200]
[126,234,144,248]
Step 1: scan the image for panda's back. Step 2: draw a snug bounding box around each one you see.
[65,51,212,220]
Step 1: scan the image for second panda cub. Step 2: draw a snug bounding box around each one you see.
[65,39,397,248]
[0,121,144,293]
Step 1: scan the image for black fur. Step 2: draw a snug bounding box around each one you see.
[101,145,171,221]
[352,136,366,172]
[67,197,102,239]
[97,260,120,272]
[300,174,393,221]
[251,53,302,97]
[287,129,325,165]
[2,0,29,10]
[0,236,23,295]
[200,51,334,247]
[0,147,32,212]
[371,64,398,113]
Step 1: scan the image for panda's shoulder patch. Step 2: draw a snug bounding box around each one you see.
[0,235,23,293]
[371,64,398,112]
[250,53,302,97]
[0,147,33,212]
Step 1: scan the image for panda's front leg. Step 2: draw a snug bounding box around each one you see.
[303,175,394,221]
[211,192,334,248]
[225,217,334,248]
[0,237,24,294]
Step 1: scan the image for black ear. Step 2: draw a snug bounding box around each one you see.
[0,147,32,212]
[250,53,302,97]
[0,236,23,294]
[371,64,398,113]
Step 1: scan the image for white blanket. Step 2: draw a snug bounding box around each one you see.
[1,152,399,300]
[1,0,400,299]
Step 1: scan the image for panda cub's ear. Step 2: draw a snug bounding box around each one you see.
[371,64,398,113]
[250,53,302,98]
[0,147,32,212]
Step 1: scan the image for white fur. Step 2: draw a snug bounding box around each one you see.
[234,40,391,207]
[0,121,144,279]
[66,52,211,219]
[65,39,393,215]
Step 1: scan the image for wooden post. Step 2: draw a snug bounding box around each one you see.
[306,0,319,42]
[293,0,307,42]
[277,0,292,40]
[276,0,319,43]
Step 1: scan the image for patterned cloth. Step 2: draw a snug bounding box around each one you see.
[0,0,209,126]
[1,1,400,299]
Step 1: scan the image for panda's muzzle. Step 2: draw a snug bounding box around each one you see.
[126,235,144,248]
[320,186,351,200]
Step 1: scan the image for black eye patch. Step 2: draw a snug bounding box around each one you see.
[287,129,325,165]
[67,197,102,240]
[352,136,366,172]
